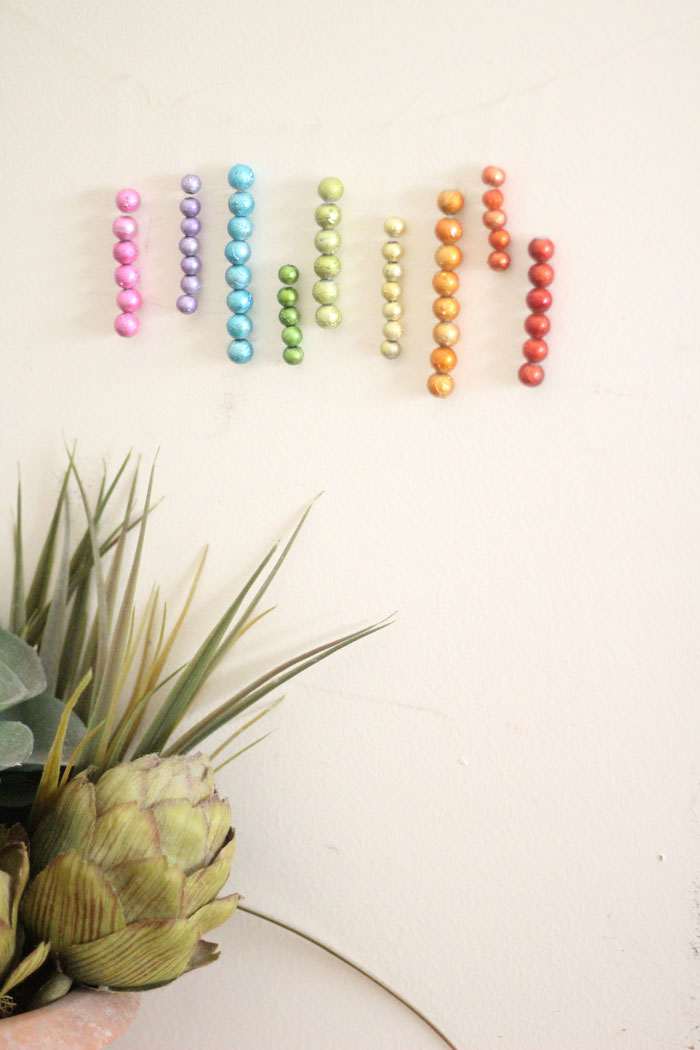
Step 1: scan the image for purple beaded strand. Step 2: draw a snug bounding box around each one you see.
[177,175,201,313]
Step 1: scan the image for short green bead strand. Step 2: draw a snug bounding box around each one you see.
[314,177,343,328]
[278,264,304,364]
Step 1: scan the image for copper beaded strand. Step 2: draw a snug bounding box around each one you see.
[278,265,303,365]
[481,166,510,271]
[380,217,405,359]
[519,237,555,386]
[313,177,343,329]
[427,190,464,398]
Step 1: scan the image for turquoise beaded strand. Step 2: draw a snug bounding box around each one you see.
[278,265,303,364]
[313,177,343,329]
[226,165,255,363]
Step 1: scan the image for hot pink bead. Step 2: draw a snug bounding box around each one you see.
[114,312,139,337]
[112,215,137,240]
[115,188,141,213]
[117,288,142,313]
[115,264,139,288]
[113,240,138,264]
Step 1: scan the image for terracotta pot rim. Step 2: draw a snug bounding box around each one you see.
[0,988,140,1049]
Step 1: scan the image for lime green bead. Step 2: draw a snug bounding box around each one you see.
[282,325,303,347]
[316,304,342,329]
[283,346,304,365]
[312,279,338,305]
[318,177,344,202]
[278,264,299,285]
[315,204,341,229]
[315,229,341,254]
[278,306,300,327]
[277,286,298,307]
[314,254,341,279]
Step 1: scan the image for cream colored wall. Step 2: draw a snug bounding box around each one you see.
[2,0,699,1046]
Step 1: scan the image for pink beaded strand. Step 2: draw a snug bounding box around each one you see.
[114,189,141,336]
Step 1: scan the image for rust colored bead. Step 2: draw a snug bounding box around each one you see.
[427,373,455,398]
[482,188,503,209]
[518,363,545,386]
[430,347,457,373]
[435,244,462,271]
[433,321,460,347]
[489,229,510,249]
[483,209,507,230]
[528,262,554,287]
[437,189,464,215]
[488,251,510,271]
[526,287,552,312]
[523,339,548,363]
[433,296,460,321]
[481,166,505,187]
[433,270,459,296]
[435,217,463,244]
[524,313,550,338]
[528,238,555,262]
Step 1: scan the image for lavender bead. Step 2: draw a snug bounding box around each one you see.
[180,274,202,295]
[181,174,201,194]
[181,255,201,276]
[181,217,201,236]
[180,196,201,218]
[179,236,200,256]
[177,294,198,314]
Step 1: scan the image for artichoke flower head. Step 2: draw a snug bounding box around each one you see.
[0,825,50,1015]
[22,753,239,991]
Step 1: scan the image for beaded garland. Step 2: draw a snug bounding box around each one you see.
[380,218,405,359]
[113,188,141,337]
[313,177,343,329]
[177,174,202,314]
[427,190,465,397]
[226,165,255,363]
[520,237,554,386]
[278,265,303,364]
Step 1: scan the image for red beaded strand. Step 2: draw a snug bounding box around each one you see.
[519,237,555,386]
[481,166,510,271]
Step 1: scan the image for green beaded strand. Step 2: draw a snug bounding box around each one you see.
[314,177,343,328]
[278,265,303,364]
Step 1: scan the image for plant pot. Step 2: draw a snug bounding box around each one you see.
[0,989,140,1049]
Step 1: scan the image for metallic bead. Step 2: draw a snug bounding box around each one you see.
[315,229,341,254]
[226,339,253,363]
[433,296,459,321]
[518,363,545,386]
[227,289,253,313]
[523,339,549,363]
[380,339,401,359]
[382,281,401,301]
[225,240,251,265]
[282,325,303,347]
[225,264,251,289]
[228,216,254,240]
[283,346,304,365]
[483,209,507,230]
[434,245,462,271]
[427,373,454,397]
[488,251,510,271]
[228,191,255,216]
[526,288,552,312]
[315,304,342,328]
[179,236,200,256]
[489,229,510,249]
[318,177,344,202]
[278,306,300,326]
[176,294,197,314]
[381,240,403,262]
[433,321,459,347]
[528,263,554,287]
[430,347,457,373]
[179,196,200,218]
[382,301,402,321]
[437,190,464,215]
[481,166,505,187]
[524,313,550,338]
[315,204,341,228]
[312,279,338,304]
[435,218,463,244]
[181,275,202,295]
[228,165,255,190]
[482,188,503,210]
[383,216,405,238]
[383,262,402,281]
[382,320,402,341]
[181,255,201,275]
[181,174,201,194]
[277,286,298,307]
[181,217,201,236]
[278,264,299,284]
[528,238,555,262]
[433,270,459,296]
[314,254,341,279]
[226,313,252,339]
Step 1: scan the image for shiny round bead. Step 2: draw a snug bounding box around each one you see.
[518,363,545,386]
[115,264,139,288]
[278,306,300,327]
[528,263,554,287]
[489,229,511,249]
[225,240,250,265]
[225,264,251,289]
[383,262,402,281]
[488,251,510,271]
[282,325,303,347]
[384,216,406,238]
[179,236,200,256]
[283,346,304,365]
[526,287,552,312]
[437,190,464,215]
[227,289,253,313]
[433,297,459,321]
[116,288,142,313]
[114,312,139,337]
[227,339,253,363]
[382,320,402,341]
[180,217,201,236]
[277,286,298,307]
[278,264,299,285]
[228,191,254,217]
[227,313,252,339]
[483,209,507,230]
[382,281,402,301]
[181,275,202,295]
[181,255,201,275]
[524,313,550,338]
[116,188,140,213]
[315,204,342,228]
[315,229,341,254]
[181,174,201,194]
[228,165,255,190]
[430,347,457,373]
[227,216,254,240]
[318,177,344,202]
[312,279,338,305]
[113,215,137,239]
[433,321,459,347]
[482,188,503,209]
[380,339,401,359]
[382,300,402,321]
[316,304,342,328]
[382,240,403,262]
[435,218,463,244]
[481,166,505,187]
[528,238,555,262]
[433,270,459,296]
[177,295,198,314]
[180,196,200,218]
[427,373,454,398]
[314,254,341,279]
[435,245,462,271]
[113,240,138,264]
[523,339,548,363]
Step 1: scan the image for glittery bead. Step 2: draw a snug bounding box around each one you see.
[434,245,462,271]
[435,218,463,244]
[180,197,201,218]
[113,240,138,264]
[225,264,251,289]
[482,189,503,209]
[113,215,137,239]
[518,363,545,386]
[226,313,252,339]
[315,304,342,328]
[312,280,337,304]
[483,209,507,230]
[433,297,459,321]
[437,190,464,215]
[227,289,253,313]
[177,295,198,314]
[283,346,304,365]
[225,240,251,265]
[433,321,459,347]
[180,217,201,236]
[489,229,510,249]
[227,339,253,363]
[481,166,505,187]
[314,254,341,279]
[315,204,341,229]
[179,236,200,256]
[116,188,140,213]
[380,340,401,359]
[181,255,201,275]
[382,320,402,341]
[228,165,255,191]
[383,262,402,281]
[115,264,139,288]
[278,306,300,327]
[228,191,255,216]
[278,264,299,284]
[384,216,406,238]
[227,216,254,240]
[181,174,201,194]
[433,270,459,296]
[382,281,402,301]
[315,229,341,254]
[382,301,402,321]
[523,339,549,363]
[116,288,142,312]
[318,177,344,202]
[430,347,457,373]
[114,312,139,336]
[277,286,298,307]
[488,251,510,271]
[526,288,552,312]
[381,241,403,263]
[282,325,303,347]
[528,263,554,287]
[181,275,202,295]
[524,313,550,338]
[427,373,454,397]
[528,238,555,262]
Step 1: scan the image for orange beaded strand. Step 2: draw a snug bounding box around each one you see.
[428,189,465,398]
[481,166,510,271]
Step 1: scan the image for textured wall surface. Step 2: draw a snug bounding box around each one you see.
[1,1,699,1047]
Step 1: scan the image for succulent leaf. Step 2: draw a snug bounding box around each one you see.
[0,722,34,771]
[0,629,46,713]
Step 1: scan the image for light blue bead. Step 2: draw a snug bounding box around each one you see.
[227,339,253,363]
[225,265,251,289]
[227,289,253,314]
[228,191,255,217]
[228,165,255,191]
[227,216,254,240]
[226,313,252,339]
[225,240,251,265]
